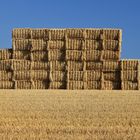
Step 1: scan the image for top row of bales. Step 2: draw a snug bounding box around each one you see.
[12,28,122,41]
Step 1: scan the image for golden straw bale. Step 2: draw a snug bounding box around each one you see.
[12,60,31,71]
[103,29,122,41]
[103,61,120,71]
[66,50,83,61]
[16,80,32,89]
[49,82,66,89]
[12,39,31,51]
[68,81,84,90]
[67,61,83,71]
[68,71,84,81]
[87,71,102,81]
[49,71,66,82]
[31,61,49,70]
[86,61,103,70]
[48,40,65,50]
[12,28,31,39]
[66,29,84,39]
[104,81,121,90]
[0,81,14,89]
[121,70,138,81]
[86,29,101,40]
[33,80,49,89]
[49,61,66,71]
[103,71,120,81]
[0,71,12,81]
[85,40,101,50]
[121,60,139,70]
[32,29,48,39]
[48,50,65,61]
[87,81,101,89]
[0,49,12,60]
[67,39,84,50]
[122,81,138,90]
[0,60,12,71]
[49,29,65,40]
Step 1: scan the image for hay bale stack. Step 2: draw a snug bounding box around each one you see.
[121,60,140,90]
[11,28,123,89]
[0,49,14,89]
[102,61,121,90]
[1,28,140,90]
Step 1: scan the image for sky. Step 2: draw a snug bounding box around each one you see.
[0,0,140,59]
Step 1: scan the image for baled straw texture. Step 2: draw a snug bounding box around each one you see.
[0,49,12,60]
[0,60,12,71]
[103,61,121,71]
[122,81,139,90]
[0,81,14,89]
[87,81,101,89]
[0,71,12,81]
[104,81,121,90]
[103,71,120,81]
[49,82,66,89]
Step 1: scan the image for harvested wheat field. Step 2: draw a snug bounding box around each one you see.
[0,90,140,140]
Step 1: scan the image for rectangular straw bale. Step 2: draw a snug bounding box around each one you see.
[32,70,49,80]
[87,81,101,89]
[103,50,120,60]
[0,71,12,81]
[86,61,103,70]
[31,39,47,51]
[122,81,138,90]
[67,61,83,71]
[104,40,121,51]
[86,29,101,40]
[103,29,122,40]
[67,39,84,50]
[49,61,65,71]
[0,60,12,71]
[87,71,102,81]
[33,80,49,89]
[49,82,66,89]
[13,50,31,60]
[66,50,83,61]
[49,29,65,40]
[68,71,84,81]
[103,71,120,81]
[13,71,31,80]
[68,81,84,89]
[48,40,65,50]
[12,60,31,71]
[48,50,65,61]
[32,51,48,61]
[66,29,84,39]
[85,40,101,50]
[49,71,66,82]
[103,61,120,71]
[0,81,14,89]
[12,39,31,51]
[0,49,12,60]
[31,61,49,70]
[121,60,139,70]
[86,50,101,61]
[32,29,49,39]
[104,81,121,90]
[16,80,32,89]
[12,28,31,39]
[121,70,138,81]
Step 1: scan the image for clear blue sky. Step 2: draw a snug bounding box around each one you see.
[0,0,140,59]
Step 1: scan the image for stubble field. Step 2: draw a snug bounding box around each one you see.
[0,90,140,140]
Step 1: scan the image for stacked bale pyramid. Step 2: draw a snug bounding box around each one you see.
[0,28,139,90]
